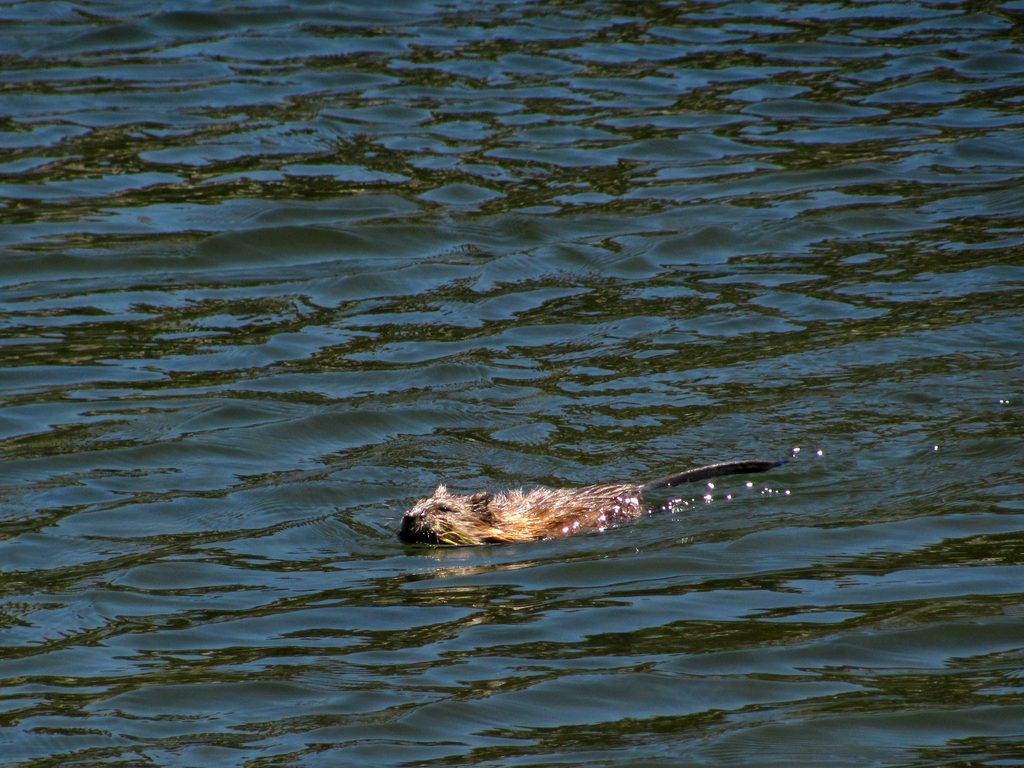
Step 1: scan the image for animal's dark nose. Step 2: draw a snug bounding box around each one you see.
[398,511,421,541]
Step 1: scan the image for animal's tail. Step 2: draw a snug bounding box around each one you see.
[641,460,783,492]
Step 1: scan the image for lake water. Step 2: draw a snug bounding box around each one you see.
[2,2,1023,766]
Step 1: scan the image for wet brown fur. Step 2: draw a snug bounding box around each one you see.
[399,460,780,546]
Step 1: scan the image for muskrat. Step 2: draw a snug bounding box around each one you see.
[399,460,781,546]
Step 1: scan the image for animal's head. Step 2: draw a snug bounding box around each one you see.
[399,485,496,545]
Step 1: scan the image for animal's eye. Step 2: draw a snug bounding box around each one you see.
[435,503,451,513]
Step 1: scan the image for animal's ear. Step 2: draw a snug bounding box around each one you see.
[433,483,447,497]
[469,492,493,509]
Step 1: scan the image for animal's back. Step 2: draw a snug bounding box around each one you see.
[490,483,642,539]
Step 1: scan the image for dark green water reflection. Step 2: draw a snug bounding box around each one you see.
[2,1,1023,766]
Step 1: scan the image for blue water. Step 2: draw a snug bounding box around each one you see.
[2,2,1023,766]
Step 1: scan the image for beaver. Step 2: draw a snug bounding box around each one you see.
[399,459,781,545]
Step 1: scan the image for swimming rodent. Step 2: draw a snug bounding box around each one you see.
[399,459,782,545]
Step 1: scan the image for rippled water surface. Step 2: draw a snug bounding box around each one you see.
[3,1,1024,766]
